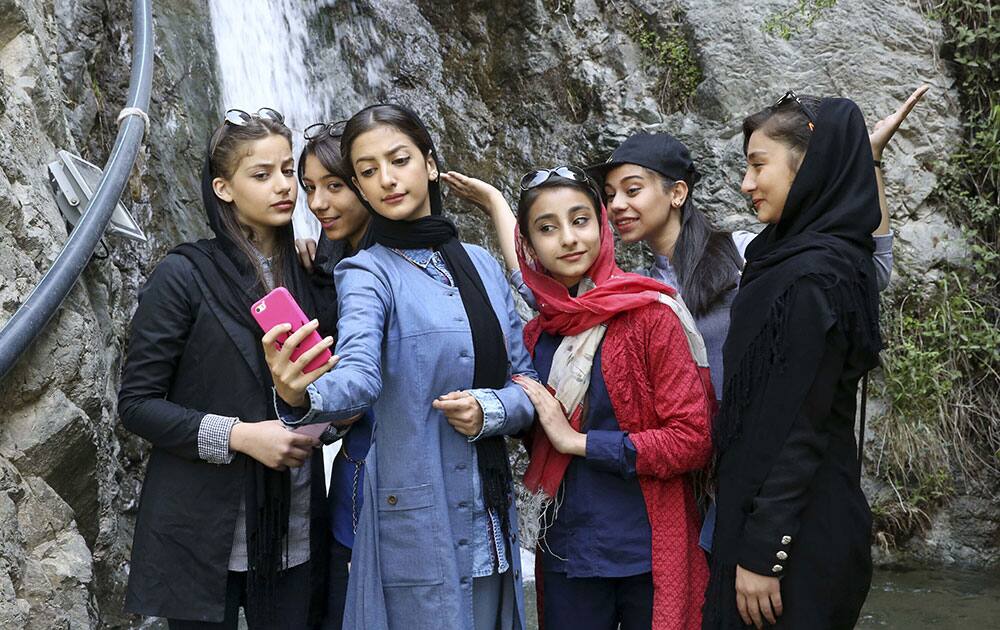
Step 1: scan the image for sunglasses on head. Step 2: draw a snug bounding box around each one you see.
[224,107,285,126]
[304,119,348,141]
[519,165,593,191]
[772,90,816,128]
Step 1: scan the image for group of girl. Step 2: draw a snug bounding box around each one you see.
[118,86,926,630]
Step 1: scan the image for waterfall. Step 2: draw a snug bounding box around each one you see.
[208,0,329,239]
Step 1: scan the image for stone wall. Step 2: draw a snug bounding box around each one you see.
[305,0,966,273]
[0,0,217,627]
[0,0,993,628]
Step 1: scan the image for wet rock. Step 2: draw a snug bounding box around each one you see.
[1,0,218,627]
[0,0,990,626]
[898,494,1000,568]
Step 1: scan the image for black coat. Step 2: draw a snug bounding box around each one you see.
[118,252,327,622]
[707,278,873,629]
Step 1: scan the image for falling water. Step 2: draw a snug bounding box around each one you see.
[208,1,399,238]
[208,0,330,239]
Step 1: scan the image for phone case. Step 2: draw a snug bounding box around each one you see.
[250,287,332,374]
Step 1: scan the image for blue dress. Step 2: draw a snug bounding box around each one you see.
[279,242,537,630]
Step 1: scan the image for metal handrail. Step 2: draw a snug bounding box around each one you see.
[0,0,153,382]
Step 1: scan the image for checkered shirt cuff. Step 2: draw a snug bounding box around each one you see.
[198,414,239,464]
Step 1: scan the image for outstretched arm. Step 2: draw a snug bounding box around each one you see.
[441,171,519,273]
[869,85,929,235]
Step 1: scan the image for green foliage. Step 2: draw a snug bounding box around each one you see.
[873,273,1000,543]
[881,276,1000,421]
[621,8,702,112]
[872,0,1000,546]
[928,0,1000,240]
[762,0,837,40]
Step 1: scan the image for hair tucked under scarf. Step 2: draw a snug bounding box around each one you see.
[714,97,882,454]
[171,123,334,624]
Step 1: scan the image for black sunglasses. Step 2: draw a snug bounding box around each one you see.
[519,165,593,191]
[772,90,816,128]
[224,107,285,126]
[304,119,348,141]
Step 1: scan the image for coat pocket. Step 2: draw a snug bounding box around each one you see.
[377,483,444,587]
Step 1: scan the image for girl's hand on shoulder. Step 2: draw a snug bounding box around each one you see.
[433,391,485,437]
[229,420,320,470]
[869,85,929,160]
[261,320,338,408]
[512,376,586,456]
[735,564,783,629]
[295,238,317,272]
[441,171,509,216]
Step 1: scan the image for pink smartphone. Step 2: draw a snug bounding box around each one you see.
[251,287,333,374]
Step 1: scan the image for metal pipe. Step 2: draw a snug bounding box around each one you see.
[0,0,153,382]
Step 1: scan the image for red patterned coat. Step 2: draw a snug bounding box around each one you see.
[524,300,713,630]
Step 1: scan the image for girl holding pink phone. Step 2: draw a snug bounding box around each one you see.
[118,108,341,629]
[263,104,537,630]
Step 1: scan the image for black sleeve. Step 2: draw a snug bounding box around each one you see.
[737,280,846,577]
[118,254,208,460]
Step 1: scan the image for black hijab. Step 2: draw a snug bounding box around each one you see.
[308,219,375,326]
[715,97,882,453]
[347,104,514,539]
[170,144,333,624]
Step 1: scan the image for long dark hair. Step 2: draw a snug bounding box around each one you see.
[340,104,436,178]
[664,171,742,317]
[208,117,295,292]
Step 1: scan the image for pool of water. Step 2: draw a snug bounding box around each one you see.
[858,566,1000,628]
[523,564,1000,629]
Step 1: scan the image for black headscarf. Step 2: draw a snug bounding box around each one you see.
[170,145,334,624]
[308,220,375,326]
[715,97,883,454]
[348,104,514,539]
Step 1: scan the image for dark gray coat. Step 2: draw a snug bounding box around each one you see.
[118,252,326,622]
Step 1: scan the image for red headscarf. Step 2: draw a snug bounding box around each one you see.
[518,200,696,507]
[516,202,679,334]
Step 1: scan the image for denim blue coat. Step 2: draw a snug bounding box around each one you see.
[285,243,536,630]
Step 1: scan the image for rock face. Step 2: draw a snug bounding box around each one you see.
[0,0,992,627]
[0,0,216,627]
[303,0,966,273]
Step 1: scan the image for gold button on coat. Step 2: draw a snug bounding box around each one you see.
[387,495,398,506]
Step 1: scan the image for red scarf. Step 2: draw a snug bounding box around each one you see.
[517,204,678,336]
[518,204,680,502]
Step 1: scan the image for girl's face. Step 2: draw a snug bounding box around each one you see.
[212,133,297,235]
[741,130,801,224]
[350,125,438,222]
[603,164,685,243]
[525,186,602,288]
[302,154,370,248]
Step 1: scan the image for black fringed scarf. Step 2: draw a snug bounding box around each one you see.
[704,99,883,627]
[714,98,882,455]
[171,150,335,624]
[347,104,514,539]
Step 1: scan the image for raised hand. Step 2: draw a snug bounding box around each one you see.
[870,85,929,160]
[441,170,520,273]
[441,171,507,214]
